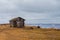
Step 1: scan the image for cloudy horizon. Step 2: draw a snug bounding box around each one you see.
[0,0,60,24]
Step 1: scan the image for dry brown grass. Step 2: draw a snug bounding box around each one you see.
[0,24,60,40]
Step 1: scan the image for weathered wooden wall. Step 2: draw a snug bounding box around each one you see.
[9,17,25,28]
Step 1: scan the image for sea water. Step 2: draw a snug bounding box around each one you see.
[26,24,60,29]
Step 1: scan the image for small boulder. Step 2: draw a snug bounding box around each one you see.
[37,26,40,28]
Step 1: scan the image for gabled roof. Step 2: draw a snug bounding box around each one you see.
[10,17,25,21]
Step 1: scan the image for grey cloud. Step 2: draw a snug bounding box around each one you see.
[0,0,60,24]
[21,0,60,13]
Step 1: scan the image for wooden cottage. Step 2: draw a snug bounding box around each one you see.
[9,17,25,28]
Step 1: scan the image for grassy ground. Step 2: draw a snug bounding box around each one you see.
[0,25,60,40]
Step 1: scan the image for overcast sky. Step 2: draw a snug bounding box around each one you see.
[0,0,60,24]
